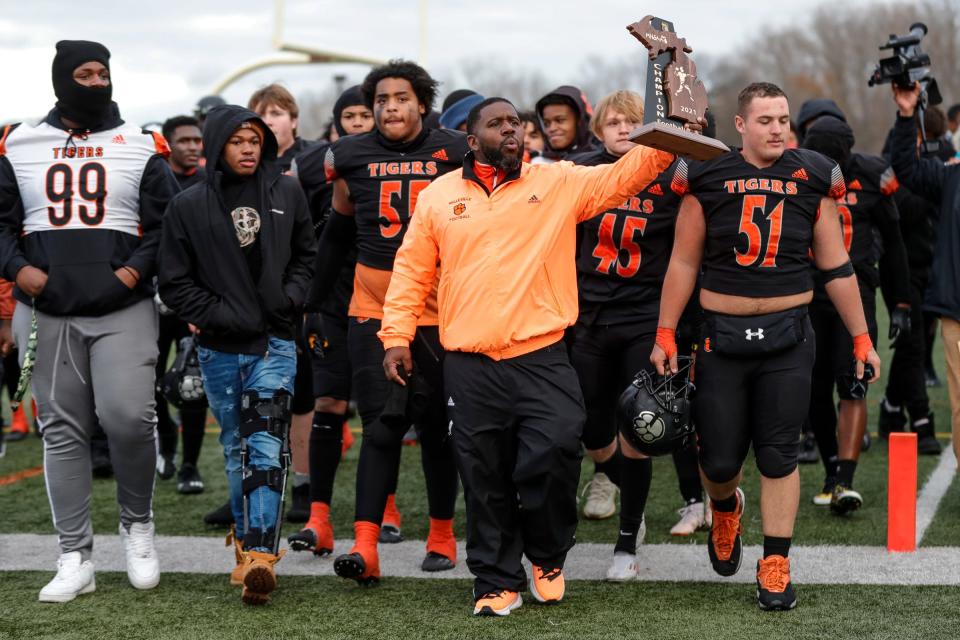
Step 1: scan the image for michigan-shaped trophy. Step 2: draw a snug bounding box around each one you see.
[627,15,728,160]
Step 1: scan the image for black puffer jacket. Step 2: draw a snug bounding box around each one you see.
[158,105,316,354]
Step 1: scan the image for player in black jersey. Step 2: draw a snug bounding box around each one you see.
[286,86,373,556]
[311,60,468,585]
[652,83,880,611]
[801,117,912,514]
[568,91,709,582]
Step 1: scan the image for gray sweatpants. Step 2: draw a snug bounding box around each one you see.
[13,299,159,559]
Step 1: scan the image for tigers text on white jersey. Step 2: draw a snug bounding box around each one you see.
[2,121,166,236]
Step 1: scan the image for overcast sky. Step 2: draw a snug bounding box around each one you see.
[2,0,887,125]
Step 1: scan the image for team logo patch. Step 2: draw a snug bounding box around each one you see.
[791,167,808,181]
[111,134,126,145]
[453,203,466,216]
[647,183,663,196]
[528,194,541,204]
[632,411,666,444]
[432,148,449,161]
[703,337,712,352]
[848,178,863,191]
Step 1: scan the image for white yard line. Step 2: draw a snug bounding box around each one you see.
[915,443,957,546]
[2,534,960,585]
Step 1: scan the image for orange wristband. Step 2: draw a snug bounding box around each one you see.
[852,332,873,362]
[656,327,677,360]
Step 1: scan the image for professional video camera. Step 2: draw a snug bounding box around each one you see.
[868,22,942,106]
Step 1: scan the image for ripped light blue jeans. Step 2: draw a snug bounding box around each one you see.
[198,337,296,549]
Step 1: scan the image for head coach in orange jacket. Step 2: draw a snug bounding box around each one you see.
[377,97,680,616]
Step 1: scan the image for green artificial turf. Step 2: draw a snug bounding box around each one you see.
[0,573,956,640]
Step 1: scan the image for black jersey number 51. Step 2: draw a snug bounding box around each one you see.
[45,162,107,227]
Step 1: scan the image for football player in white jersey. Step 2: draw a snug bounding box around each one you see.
[0,40,179,603]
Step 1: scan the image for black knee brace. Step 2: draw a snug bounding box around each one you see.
[239,389,293,554]
[755,443,798,479]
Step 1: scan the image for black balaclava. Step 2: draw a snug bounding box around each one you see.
[332,86,365,137]
[52,40,112,127]
[802,116,854,170]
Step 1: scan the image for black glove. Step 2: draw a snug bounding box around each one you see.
[300,312,325,359]
[889,305,911,347]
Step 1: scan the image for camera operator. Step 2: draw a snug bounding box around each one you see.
[891,82,960,463]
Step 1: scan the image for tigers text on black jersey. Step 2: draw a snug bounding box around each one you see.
[324,128,469,270]
[572,148,680,325]
[672,148,844,298]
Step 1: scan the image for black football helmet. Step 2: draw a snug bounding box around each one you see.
[616,357,695,457]
[160,336,207,410]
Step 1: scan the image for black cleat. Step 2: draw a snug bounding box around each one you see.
[914,414,942,455]
[757,556,797,611]
[203,500,235,526]
[156,453,176,480]
[334,552,379,586]
[285,484,310,523]
[379,523,404,544]
[797,431,819,464]
[708,488,744,577]
[176,463,205,494]
[421,551,455,572]
[287,528,318,553]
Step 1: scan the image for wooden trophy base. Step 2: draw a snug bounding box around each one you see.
[629,121,729,160]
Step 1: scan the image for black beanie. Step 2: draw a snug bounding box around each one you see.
[802,116,855,170]
[332,86,366,137]
[52,40,113,128]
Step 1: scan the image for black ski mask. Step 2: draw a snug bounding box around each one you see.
[52,40,113,128]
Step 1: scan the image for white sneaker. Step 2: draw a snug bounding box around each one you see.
[120,521,160,589]
[38,552,96,602]
[582,472,618,519]
[606,551,638,582]
[670,501,711,536]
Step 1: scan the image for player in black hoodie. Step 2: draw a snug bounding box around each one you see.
[534,85,596,163]
[0,40,179,602]
[158,105,316,605]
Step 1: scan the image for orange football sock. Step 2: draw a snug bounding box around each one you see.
[426,517,456,562]
[351,520,381,577]
[382,494,402,528]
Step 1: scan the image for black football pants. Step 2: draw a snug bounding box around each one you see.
[444,341,584,597]
[885,280,932,421]
[348,318,457,524]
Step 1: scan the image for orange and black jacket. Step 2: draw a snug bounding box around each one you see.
[378,144,674,359]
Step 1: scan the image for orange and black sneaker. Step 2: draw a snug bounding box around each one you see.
[473,590,522,616]
[334,521,380,586]
[756,555,796,611]
[529,566,565,604]
[379,494,403,544]
[287,502,334,556]
[708,487,744,577]
[422,517,456,572]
